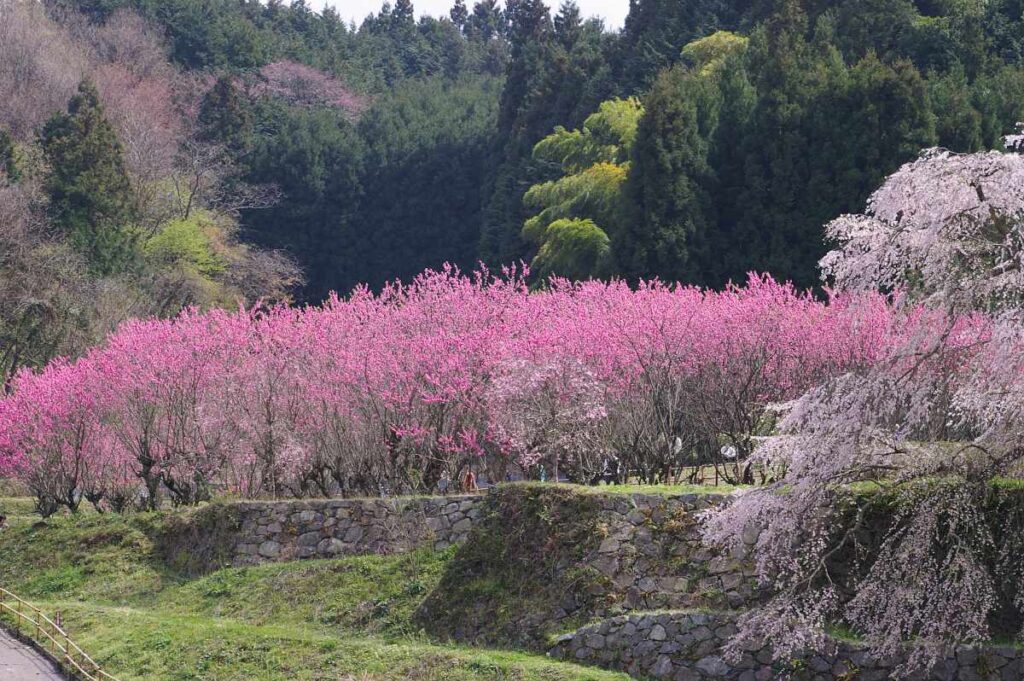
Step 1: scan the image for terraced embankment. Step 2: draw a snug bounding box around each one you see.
[4,484,1022,680]
[0,492,628,681]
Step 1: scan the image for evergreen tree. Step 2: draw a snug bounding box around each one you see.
[840,53,936,196]
[970,65,1024,151]
[613,0,743,93]
[618,32,752,286]
[547,17,615,133]
[450,0,469,29]
[616,14,937,290]
[355,76,499,290]
[480,0,614,268]
[984,0,1024,66]
[828,0,918,61]
[40,80,136,275]
[723,6,935,288]
[730,5,817,286]
[621,66,717,284]
[0,129,18,184]
[198,76,254,153]
[479,0,556,266]
[553,1,583,50]
[244,107,365,301]
[467,0,504,40]
[700,45,756,285]
[392,0,416,26]
[48,0,1023,296]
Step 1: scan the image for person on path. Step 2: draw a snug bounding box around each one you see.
[461,469,477,493]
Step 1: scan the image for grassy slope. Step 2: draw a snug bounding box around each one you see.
[549,481,741,496]
[0,502,629,681]
[417,484,679,650]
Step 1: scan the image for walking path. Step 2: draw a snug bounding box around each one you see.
[0,627,64,680]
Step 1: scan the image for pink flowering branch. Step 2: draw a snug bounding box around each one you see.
[0,266,894,509]
[705,148,1024,675]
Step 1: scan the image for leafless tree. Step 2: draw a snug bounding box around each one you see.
[0,1,88,139]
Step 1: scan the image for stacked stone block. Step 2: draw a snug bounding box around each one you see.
[586,493,762,615]
[229,495,482,566]
[550,611,1024,681]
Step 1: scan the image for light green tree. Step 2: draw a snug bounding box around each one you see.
[522,97,643,280]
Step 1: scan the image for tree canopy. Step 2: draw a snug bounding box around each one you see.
[522,97,641,280]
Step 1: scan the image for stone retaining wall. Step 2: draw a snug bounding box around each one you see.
[229,495,482,565]
[182,486,1018,680]
[549,611,1024,681]
[413,487,763,649]
[587,493,761,614]
[223,489,761,618]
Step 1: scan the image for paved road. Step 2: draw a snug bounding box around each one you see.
[0,627,64,680]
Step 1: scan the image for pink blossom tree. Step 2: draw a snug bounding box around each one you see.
[0,358,106,515]
[0,265,898,507]
[487,357,611,483]
[254,61,367,115]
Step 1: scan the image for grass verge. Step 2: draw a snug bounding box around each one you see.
[0,502,629,680]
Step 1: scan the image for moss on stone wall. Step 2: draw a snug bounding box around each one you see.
[411,484,755,650]
[157,502,244,576]
[414,483,609,649]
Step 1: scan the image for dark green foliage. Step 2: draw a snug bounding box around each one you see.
[353,76,500,290]
[553,1,583,49]
[620,67,719,284]
[237,75,499,300]
[479,0,558,267]
[727,5,827,288]
[414,484,607,649]
[466,0,505,40]
[198,76,254,153]
[612,0,743,93]
[451,0,469,28]
[51,0,504,88]
[40,81,136,275]
[825,0,919,62]
[621,6,941,289]
[47,0,1024,297]
[479,0,615,269]
[929,65,1024,152]
[393,0,415,26]
[985,0,1024,65]
[243,105,365,302]
[0,129,18,183]
[88,0,273,69]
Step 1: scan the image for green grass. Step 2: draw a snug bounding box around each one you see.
[0,496,45,523]
[0,510,171,602]
[0,501,630,681]
[156,548,454,637]
[497,480,741,497]
[53,605,628,681]
[580,482,742,495]
[0,482,745,678]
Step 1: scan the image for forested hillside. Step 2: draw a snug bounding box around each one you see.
[1,0,1023,379]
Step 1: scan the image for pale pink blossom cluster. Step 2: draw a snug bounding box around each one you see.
[0,267,893,512]
[821,148,1024,314]
[705,148,1024,674]
[254,61,367,115]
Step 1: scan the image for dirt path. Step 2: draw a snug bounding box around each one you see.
[0,627,64,680]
